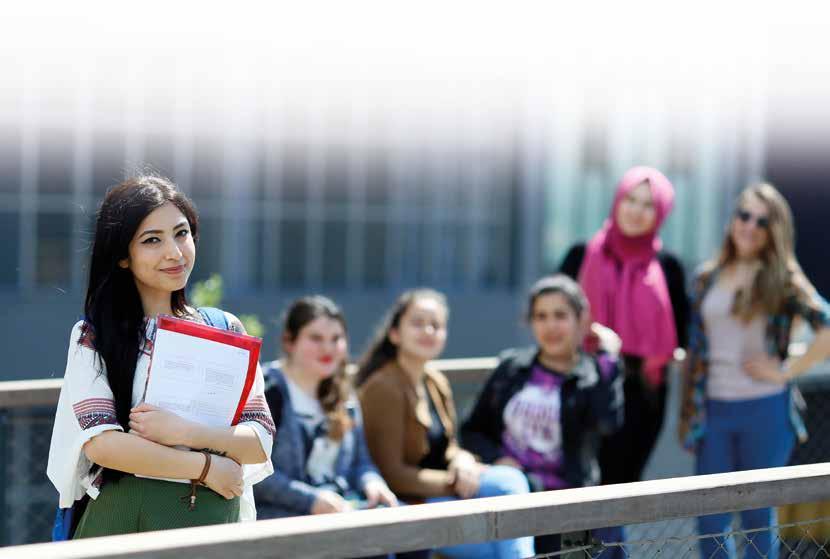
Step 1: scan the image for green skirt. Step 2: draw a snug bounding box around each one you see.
[74,475,240,538]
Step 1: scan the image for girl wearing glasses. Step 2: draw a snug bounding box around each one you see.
[679,184,830,559]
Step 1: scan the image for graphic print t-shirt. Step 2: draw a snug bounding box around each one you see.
[501,363,568,490]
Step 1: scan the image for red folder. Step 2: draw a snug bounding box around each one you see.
[156,315,262,425]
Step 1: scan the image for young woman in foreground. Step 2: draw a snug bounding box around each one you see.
[47,176,274,537]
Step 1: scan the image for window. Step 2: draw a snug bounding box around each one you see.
[35,212,71,287]
[279,220,307,287]
[0,212,19,286]
[37,129,73,194]
[322,219,348,287]
[190,215,222,284]
[0,127,21,194]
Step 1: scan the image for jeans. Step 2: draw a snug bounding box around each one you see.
[696,391,795,559]
[426,465,535,559]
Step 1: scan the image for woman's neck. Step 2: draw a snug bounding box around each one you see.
[537,350,578,373]
[396,352,428,386]
[725,258,761,286]
[137,286,174,319]
[282,360,321,399]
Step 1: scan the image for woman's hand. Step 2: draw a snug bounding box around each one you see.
[677,419,694,454]
[449,453,482,499]
[744,354,789,385]
[129,403,196,447]
[363,480,399,508]
[202,454,244,499]
[311,490,350,514]
[586,322,622,356]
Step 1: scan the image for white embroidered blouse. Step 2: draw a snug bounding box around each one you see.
[46,317,275,522]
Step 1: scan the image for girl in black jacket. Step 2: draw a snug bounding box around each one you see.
[461,274,624,555]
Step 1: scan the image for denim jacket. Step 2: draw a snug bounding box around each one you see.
[253,363,386,519]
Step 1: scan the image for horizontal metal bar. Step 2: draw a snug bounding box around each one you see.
[5,463,830,558]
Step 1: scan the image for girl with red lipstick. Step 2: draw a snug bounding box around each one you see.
[357,289,534,559]
[257,296,428,559]
[256,296,399,517]
[460,275,624,555]
[47,176,275,539]
[560,166,689,488]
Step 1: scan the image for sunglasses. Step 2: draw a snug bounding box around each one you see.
[735,209,770,229]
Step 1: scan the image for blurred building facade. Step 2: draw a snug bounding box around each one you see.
[0,68,766,380]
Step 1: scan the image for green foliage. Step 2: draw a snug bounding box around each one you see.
[189,274,265,338]
[237,314,265,338]
[190,274,223,309]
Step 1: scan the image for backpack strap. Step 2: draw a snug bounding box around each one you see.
[197,307,230,331]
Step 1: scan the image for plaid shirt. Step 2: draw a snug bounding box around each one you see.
[680,267,830,450]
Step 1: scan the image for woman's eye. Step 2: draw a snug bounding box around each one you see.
[141,236,160,244]
[176,229,190,238]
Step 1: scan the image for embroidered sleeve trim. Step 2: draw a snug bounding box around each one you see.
[238,395,276,436]
[73,398,119,430]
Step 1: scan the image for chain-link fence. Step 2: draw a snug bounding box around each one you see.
[0,406,57,546]
[531,517,830,558]
[2,364,830,549]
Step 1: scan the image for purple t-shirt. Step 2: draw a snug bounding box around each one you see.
[501,363,568,490]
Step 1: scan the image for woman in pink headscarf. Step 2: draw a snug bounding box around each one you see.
[560,166,690,486]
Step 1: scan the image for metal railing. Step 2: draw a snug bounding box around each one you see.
[3,463,830,558]
[2,352,829,554]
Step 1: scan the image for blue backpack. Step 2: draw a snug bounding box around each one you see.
[52,308,229,541]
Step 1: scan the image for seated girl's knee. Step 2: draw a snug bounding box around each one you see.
[485,465,530,494]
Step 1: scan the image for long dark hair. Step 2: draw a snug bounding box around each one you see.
[282,296,352,441]
[84,175,199,432]
[355,288,448,387]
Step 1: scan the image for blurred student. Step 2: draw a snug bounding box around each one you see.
[255,296,426,559]
[560,166,689,487]
[356,289,534,559]
[461,275,624,555]
[679,184,830,559]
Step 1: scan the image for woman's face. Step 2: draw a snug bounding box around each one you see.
[530,292,582,363]
[285,316,348,382]
[730,193,770,260]
[120,202,195,298]
[616,181,658,237]
[390,297,448,363]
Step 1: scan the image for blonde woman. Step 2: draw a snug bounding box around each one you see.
[679,184,830,559]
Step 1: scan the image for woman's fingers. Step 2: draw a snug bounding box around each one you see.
[130,402,158,413]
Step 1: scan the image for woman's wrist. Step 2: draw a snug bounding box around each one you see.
[183,448,209,480]
[183,422,214,451]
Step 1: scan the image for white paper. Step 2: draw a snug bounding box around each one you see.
[144,328,251,428]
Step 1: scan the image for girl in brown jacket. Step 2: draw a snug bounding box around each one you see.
[356,289,533,559]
